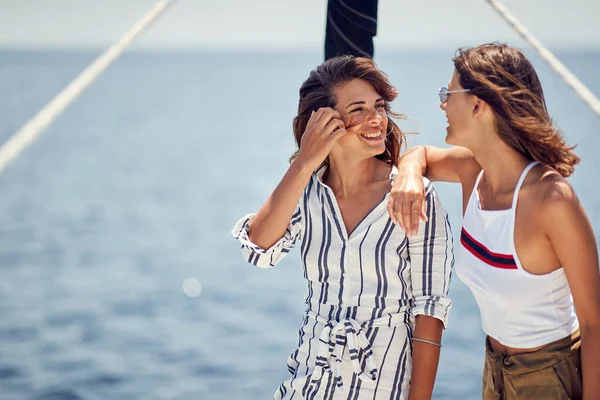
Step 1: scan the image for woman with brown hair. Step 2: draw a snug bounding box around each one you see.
[232,55,454,399]
[389,43,600,399]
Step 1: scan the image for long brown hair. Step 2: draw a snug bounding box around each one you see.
[453,43,579,177]
[290,55,405,166]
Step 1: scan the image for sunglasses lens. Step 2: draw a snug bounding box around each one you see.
[438,88,448,103]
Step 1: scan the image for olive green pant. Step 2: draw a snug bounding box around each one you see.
[482,329,582,400]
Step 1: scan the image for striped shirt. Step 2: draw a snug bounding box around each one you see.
[232,165,454,399]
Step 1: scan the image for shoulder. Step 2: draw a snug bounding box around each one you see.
[533,166,577,206]
[530,166,582,228]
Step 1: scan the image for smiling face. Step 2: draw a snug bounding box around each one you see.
[291,56,403,167]
[440,69,477,147]
[330,78,389,159]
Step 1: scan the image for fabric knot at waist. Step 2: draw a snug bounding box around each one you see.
[306,307,409,394]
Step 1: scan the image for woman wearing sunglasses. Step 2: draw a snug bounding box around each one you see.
[388,43,600,399]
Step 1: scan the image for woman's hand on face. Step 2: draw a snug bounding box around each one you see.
[387,164,428,237]
[296,107,347,170]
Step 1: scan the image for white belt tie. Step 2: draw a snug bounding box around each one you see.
[305,309,409,397]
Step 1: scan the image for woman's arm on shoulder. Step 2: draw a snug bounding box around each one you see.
[421,145,480,184]
[388,145,480,235]
[542,178,600,399]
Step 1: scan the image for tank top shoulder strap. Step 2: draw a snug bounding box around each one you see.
[474,168,484,190]
[471,169,485,200]
[465,169,485,214]
[511,161,539,209]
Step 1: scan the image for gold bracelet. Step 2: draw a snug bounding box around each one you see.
[412,337,442,348]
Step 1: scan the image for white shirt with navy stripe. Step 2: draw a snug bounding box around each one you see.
[232,165,454,400]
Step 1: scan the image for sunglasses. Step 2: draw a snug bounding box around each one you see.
[438,87,471,103]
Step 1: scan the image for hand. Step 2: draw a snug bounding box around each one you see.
[387,163,428,237]
[295,108,347,170]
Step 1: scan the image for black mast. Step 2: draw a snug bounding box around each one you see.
[324,0,379,60]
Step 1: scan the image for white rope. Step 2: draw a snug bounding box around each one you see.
[486,0,600,117]
[0,0,177,175]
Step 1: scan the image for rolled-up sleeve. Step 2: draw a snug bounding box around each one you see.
[408,180,454,328]
[231,205,303,269]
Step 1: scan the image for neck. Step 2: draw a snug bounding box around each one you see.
[325,156,383,198]
[471,135,531,195]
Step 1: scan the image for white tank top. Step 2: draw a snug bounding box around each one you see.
[456,161,579,348]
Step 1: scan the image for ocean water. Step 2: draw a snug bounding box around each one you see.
[0,49,598,400]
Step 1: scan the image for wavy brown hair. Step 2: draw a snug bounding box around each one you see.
[290,55,405,166]
[453,43,579,177]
